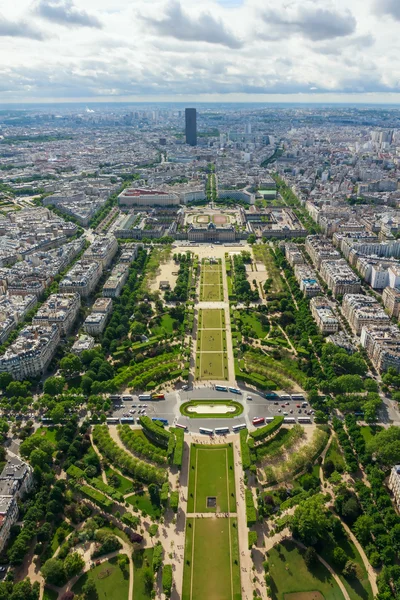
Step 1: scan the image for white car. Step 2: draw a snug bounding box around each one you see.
[247,396,253,401]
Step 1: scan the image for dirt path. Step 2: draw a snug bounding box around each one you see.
[89,433,108,483]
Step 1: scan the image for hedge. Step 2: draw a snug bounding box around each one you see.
[167,435,176,460]
[245,489,257,527]
[121,512,140,529]
[118,424,167,464]
[153,542,163,573]
[240,429,251,470]
[249,416,284,442]
[235,370,272,390]
[171,427,184,468]
[160,482,169,507]
[170,491,179,513]
[91,478,124,503]
[248,531,257,549]
[66,464,85,479]
[162,564,173,598]
[79,485,113,511]
[139,416,170,448]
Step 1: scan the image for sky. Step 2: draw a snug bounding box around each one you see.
[1,0,400,103]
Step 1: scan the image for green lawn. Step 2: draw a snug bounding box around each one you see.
[36,426,58,445]
[199,329,225,352]
[268,540,344,600]
[43,588,58,600]
[187,444,236,513]
[150,314,177,336]
[182,517,241,600]
[317,529,373,600]
[105,467,135,495]
[72,556,129,600]
[197,351,228,380]
[125,492,161,518]
[200,285,223,301]
[238,310,269,339]
[199,309,224,330]
[133,548,154,599]
[359,426,382,444]
[325,436,346,472]
[252,246,285,293]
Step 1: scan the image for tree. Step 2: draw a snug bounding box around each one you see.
[41,558,66,586]
[342,560,357,578]
[43,376,65,396]
[148,484,160,507]
[0,372,13,390]
[10,580,39,600]
[333,546,347,570]
[50,404,65,425]
[304,546,318,569]
[149,524,159,538]
[60,354,82,378]
[367,426,400,466]
[341,497,360,523]
[82,578,98,599]
[64,552,85,579]
[290,496,332,546]
[248,234,256,245]
[143,567,154,594]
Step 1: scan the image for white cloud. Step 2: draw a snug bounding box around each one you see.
[34,0,102,28]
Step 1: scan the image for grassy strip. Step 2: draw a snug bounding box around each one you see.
[180,399,243,418]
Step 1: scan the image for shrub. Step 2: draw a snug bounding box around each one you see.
[162,564,173,598]
[153,542,163,572]
[248,531,257,549]
[245,489,257,527]
[240,429,251,469]
[250,416,284,442]
[170,491,179,513]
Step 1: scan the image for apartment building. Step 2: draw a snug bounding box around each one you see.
[294,264,322,298]
[83,235,118,269]
[0,457,33,553]
[389,466,400,511]
[382,287,400,318]
[59,260,102,297]
[360,324,400,373]
[305,235,340,269]
[118,188,180,207]
[320,259,361,298]
[71,334,96,355]
[0,324,60,380]
[33,293,80,335]
[83,297,112,337]
[285,243,305,267]
[310,296,339,334]
[342,294,389,335]
[103,263,129,298]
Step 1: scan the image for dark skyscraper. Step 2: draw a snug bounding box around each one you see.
[185,108,197,146]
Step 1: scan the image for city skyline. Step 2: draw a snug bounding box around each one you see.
[2,0,400,103]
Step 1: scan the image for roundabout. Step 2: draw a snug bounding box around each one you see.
[180,399,243,418]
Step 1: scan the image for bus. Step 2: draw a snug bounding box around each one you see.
[298,417,311,424]
[280,394,291,402]
[152,417,168,426]
[214,427,230,435]
[265,417,275,423]
[120,417,134,423]
[252,417,265,426]
[122,395,133,402]
[229,387,242,395]
[106,417,119,424]
[175,423,188,431]
[216,385,228,392]
[138,394,152,401]
[41,417,53,425]
[265,392,278,400]
[199,427,214,435]
[152,393,165,400]
[283,417,296,424]
[291,394,305,402]
[109,395,121,402]
[232,423,247,433]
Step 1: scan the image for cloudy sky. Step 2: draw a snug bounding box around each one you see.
[1,0,400,103]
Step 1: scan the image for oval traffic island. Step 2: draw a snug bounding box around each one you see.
[180,399,243,418]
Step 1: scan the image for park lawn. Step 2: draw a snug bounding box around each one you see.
[72,556,129,600]
[133,549,154,599]
[268,540,344,600]
[238,311,269,339]
[200,309,224,330]
[199,329,224,352]
[187,444,236,513]
[252,246,285,293]
[151,314,177,336]
[202,268,222,286]
[43,588,58,600]
[201,285,223,301]
[36,426,58,445]
[180,400,243,419]
[125,492,161,518]
[182,517,241,600]
[198,351,227,380]
[105,467,135,495]
[325,437,346,472]
[97,525,130,544]
[317,529,373,600]
[50,523,74,555]
[359,425,383,444]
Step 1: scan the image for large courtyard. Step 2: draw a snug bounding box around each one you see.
[195,309,228,380]
[200,259,224,301]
